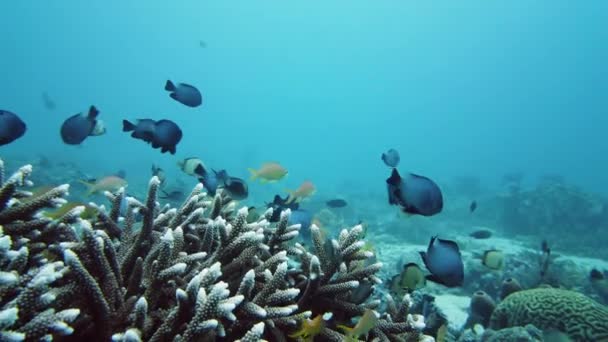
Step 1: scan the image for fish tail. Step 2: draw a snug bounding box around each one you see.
[165,80,176,91]
[122,120,135,132]
[88,105,99,118]
[77,180,95,196]
[336,325,353,336]
[248,168,258,181]
[285,190,296,204]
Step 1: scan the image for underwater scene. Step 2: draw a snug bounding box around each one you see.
[1,1,608,341]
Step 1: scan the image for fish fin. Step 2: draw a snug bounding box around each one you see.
[160,146,168,153]
[122,120,135,132]
[386,168,402,185]
[165,80,176,91]
[247,168,258,181]
[260,178,268,184]
[425,274,447,285]
[88,106,99,118]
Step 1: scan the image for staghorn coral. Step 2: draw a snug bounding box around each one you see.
[489,287,608,342]
[0,157,431,341]
[0,159,82,341]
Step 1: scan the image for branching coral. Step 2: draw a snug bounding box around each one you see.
[0,157,432,341]
[0,160,81,341]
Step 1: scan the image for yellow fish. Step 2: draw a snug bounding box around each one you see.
[79,176,127,196]
[286,180,316,204]
[248,162,288,182]
[482,249,504,270]
[289,314,325,342]
[338,309,379,341]
[44,202,98,220]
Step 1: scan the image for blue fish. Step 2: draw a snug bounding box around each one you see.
[386,168,443,216]
[123,119,182,154]
[266,194,299,222]
[122,119,156,142]
[420,236,464,287]
[60,106,99,145]
[381,148,400,168]
[222,176,248,200]
[198,170,221,196]
[0,110,26,146]
[165,80,202,107]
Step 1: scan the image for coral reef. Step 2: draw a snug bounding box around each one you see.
[481,324,542,342]
[0,158,432,341]
[489,287,608,342]
[499,180,608,258]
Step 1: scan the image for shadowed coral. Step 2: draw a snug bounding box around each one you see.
[489,287,608,342]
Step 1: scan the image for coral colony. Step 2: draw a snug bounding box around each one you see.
[0,158,431,341]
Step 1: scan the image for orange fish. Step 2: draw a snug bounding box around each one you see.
[79,176,127,196]
[286,180,316,204]
[248,162,288,182]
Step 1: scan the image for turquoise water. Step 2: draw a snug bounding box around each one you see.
[1,1,607,200]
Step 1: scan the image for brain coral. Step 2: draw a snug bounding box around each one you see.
[489,288,608,342]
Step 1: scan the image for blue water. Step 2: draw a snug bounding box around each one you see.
[1,0,607,201]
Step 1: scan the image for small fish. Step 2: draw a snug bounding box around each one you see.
[436,324,448,342]
[482,249,504,270]
[289,314,326,341]
[151,164,166,187]
[539,240,552,280]
[266,194,299,222]
[390,263,426,296]
[42,92,56,110]
[337,309,379,341]
[248,162,288,183]
[222,176,248,200]
[150,119,183,154]
[0,110,27,146]
[178,157,206,177]
[469,229,492,239]
[420,236,464,287]
[165,80,202,107]
[286,180,316,204]
[470,200,477,213]
[196,168,230,196]
[381,148,400,168]
[199,40,207,48]
[44,202,97,220]
[79,176,127,196]
[60,106,100,145]
[122,119,182,154]
[122,119,156,142]
[386,168,443,216]
[326,198,348,208]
